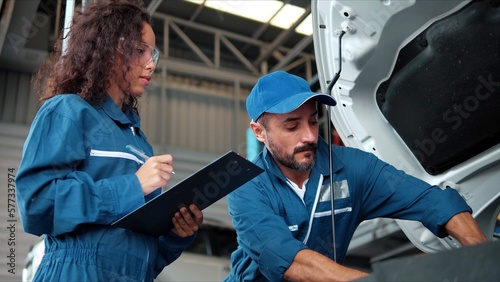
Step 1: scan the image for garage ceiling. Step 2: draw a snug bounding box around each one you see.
[145,0,315,76]
[0,0,318,86]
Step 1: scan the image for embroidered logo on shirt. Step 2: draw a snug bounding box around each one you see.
[319,180,350,202]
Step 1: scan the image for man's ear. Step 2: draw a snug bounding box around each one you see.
[250,121,266,143]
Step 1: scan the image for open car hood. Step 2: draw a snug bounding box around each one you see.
[313,0,500,253]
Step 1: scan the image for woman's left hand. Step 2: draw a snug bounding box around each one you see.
[171,204,203,237]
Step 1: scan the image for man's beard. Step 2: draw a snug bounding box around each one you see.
[268,140,317,172]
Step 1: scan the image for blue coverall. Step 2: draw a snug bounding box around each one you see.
[225,138,471,281]
[16,94,194,281]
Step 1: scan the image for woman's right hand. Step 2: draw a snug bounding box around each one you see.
[135,154,175,195]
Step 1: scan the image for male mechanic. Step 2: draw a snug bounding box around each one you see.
[225,71,486,281]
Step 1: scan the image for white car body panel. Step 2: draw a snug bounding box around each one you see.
[313,0,499,253]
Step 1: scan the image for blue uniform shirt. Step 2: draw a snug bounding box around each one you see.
[16,94,194,281]
[225,137,471,281]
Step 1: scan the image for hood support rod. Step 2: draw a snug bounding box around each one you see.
[326,29,346,262]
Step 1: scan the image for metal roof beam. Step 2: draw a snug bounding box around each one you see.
[220,34,260,76]
[146,0,162,15]
[0,0,15,52]
[169,20,214,68]
[271,35,312,72]
[159,57,257,86]
[253,4,311,67]
[152,12,315,79]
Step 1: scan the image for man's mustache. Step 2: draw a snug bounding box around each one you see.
[294,143,317,154]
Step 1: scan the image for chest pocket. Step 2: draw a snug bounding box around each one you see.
[317,180,352,214]
[319,180,350,201]
[307,180,353,256]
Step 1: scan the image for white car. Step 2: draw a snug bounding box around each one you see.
[313,0,499,253]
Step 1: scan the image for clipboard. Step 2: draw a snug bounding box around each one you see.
[112,151,263,237]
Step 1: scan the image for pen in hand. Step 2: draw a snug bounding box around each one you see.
[126,144,175,174]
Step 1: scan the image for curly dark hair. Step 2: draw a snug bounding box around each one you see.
[33,0,151,113]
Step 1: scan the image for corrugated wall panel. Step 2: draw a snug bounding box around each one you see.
[3,71,17,121]
[195,94,207,151]
[138,83,251,157]
[237,99,252,156]
[190,92,201,149]
[15,73,30,123]
[138,86,160,144]
[14,74,33,124]
[216,98,233,152]
[1,67,254,157]
[25,83,40,124]
[0,69,40,125]
[0,70,6,114]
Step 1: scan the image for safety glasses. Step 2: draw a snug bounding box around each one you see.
[118,37,160,68]
[136,42,159,67]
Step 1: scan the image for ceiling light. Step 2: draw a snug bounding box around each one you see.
[183,0,312,36]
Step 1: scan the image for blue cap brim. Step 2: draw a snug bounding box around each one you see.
[265,92,337,115]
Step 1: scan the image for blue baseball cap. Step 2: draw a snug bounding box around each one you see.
[246,71,336,121]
